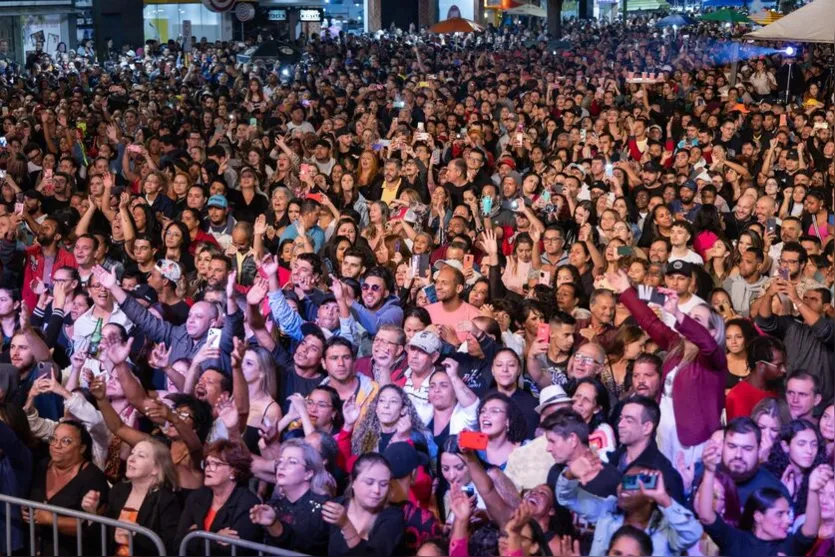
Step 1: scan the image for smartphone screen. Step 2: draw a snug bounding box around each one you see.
[463,254,474,271]
[537,323,550,345]
[617,246,634,257]
[423,285,438,304]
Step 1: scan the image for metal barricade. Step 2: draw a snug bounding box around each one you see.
[179,530,309,556]
[0,492,167,556]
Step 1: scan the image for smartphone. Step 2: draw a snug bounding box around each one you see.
[779,114,787,127]
[766,218,777,235]
[463,485,476,498]
[301,99,311,108]
[411,254,430,278]
[515,132,524,147]
[35,361,54,379]
[621,473,658,491]
[649,288,667,306]
[0,136,6,148]
[422,284,438,304]
[463,254,474,271]
[458,430,489,451]
[393,101,405,109]
[617,246,634,257]
[43,169,53,179]
[605,164,614,178]
[580,129,587,142]
[207,328,222,349]
[537,323,550,345]
[778,267,790,280]
[481,196,493,215]
[14,201,24,214]
[392,206,409,220]
[249,118,257,126]
[538,270,551,286]
[127,144,143,154]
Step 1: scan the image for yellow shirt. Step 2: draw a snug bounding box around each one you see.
[380,179,401,205]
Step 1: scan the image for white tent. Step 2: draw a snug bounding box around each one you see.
[506,3,548,17]
[744,0,835,43]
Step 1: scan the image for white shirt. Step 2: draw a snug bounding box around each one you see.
[72,306,134,353]
[661,293,707,328]
[668,250,704,265]
[449,398,479,435]
[403,368,433,426]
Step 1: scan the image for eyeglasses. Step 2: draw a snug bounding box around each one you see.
[361,283,382,292]
[373,337,402,350]
[203,458,229,472]
[778,258,800,266]
[305,399,332,410]
[575,354,603,366]
[479,407,507,416]
[48,436,74,447]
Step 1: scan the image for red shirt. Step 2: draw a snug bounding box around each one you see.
[726,381,778,421]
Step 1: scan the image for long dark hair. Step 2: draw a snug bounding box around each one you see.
[478,392,528,444]
[571,377,611,432]
[310,385,344,432]
[739,487,787,533]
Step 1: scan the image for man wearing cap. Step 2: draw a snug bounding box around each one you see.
[491,158,520,189]
[286,104,315,135]
[148,259,190,324]
[403,330,442,426]
[668,181,701,223]
[662,260,706,327]
[306,139,336,176]
[205,195,236,250]
[384,442,440,548]
[504,385,575,492]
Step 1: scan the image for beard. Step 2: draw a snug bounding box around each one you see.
[36,234,55,247]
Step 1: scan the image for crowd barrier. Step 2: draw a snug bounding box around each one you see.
[178,530,309,556]
[0,493,167,556]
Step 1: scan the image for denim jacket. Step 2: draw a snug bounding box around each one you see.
[556,472,703,556]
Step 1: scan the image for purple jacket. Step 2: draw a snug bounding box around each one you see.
[620,288,727,447]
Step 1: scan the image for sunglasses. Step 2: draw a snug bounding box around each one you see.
[361,283,382,292]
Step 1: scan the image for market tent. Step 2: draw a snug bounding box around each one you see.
[745,0,835,43]
[429,17,485,33]
[700,8,754,22]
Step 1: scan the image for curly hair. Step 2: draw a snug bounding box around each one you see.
[478,392,528,444]
[351,384,429,455]
[205,439,253,485]
[764,419,828,515]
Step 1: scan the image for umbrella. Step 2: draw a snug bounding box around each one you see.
[429,17,485,34]
[655,14,695,27]
[506,3,548,17]
[748,9,783,24]
[700,8,754,22]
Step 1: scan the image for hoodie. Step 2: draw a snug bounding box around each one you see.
[350,295,403,336]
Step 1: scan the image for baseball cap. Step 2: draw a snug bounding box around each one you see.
[408,330,442,354]
[666,260,694,277]
[680,180,698,191]
[535,385,572,414]
[643,161,662,173]
[155,259,182,282]
[567,163,587,178]
[694,171,712,183]
[207,195,228,209]
[433,259,464,272]
[239,166,258,177]
[383,442,428,479]
[129,284,158,305]
[497,157,516,170]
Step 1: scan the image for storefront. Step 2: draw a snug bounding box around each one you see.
[0,0,89,65]
[143,0,228,43]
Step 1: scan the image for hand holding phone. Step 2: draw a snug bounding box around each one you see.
[458,430,488,451]
[537,323,550,345]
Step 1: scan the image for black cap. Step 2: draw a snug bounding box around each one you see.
[666,260,694,277]
[590,180,608,192]
[643,161,662,173]
[383,442,428,479]
[130,284,158,305]
[334,127,352,139]
[320,293,337,305]
[314,139,332,150]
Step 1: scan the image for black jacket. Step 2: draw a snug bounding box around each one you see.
[607,439,686,505]
[98,482,181,556]
[175,485,262,556]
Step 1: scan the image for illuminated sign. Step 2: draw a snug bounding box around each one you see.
[299,8,322,21]
[268,9,287,20]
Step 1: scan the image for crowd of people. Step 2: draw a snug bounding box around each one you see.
[0,12,832,557]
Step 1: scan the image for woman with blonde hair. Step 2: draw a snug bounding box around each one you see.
[240,346,282,456]
[249,439,333,555]
[81,438,181,555]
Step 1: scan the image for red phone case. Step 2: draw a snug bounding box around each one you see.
[458,431,488,451]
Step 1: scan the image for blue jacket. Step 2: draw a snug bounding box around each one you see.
[350,295,404,336]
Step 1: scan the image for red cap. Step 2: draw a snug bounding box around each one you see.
[498,157,516,170]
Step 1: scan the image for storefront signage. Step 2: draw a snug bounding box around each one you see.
[268,9,287,20]
[299,8,322,22]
